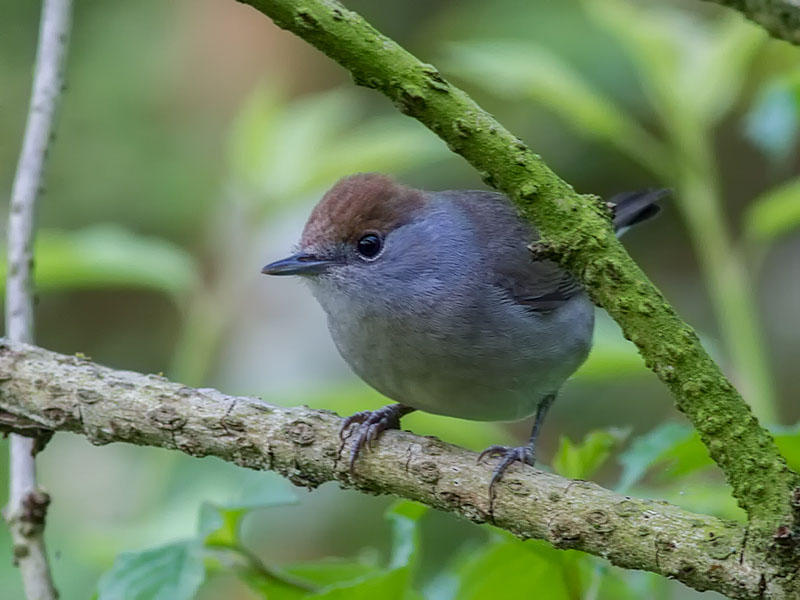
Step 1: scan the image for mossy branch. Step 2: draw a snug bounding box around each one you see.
[1,339,797,600]
[702,0,800,45]
[235,0,798,534]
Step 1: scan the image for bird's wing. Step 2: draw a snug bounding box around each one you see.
[448,190,583,313]
[493,257,583,312]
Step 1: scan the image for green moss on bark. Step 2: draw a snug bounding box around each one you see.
[241,0,798,534]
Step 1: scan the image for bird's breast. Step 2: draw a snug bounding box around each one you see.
[320,284,595,422]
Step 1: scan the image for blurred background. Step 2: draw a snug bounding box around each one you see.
[2,0,800,598]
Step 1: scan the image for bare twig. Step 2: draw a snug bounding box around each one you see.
[2,339,794,599]
[3,0,73,598]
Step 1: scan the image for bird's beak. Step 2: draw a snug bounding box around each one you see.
[261,253,334,276]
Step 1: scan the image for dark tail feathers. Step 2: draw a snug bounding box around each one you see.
[610,189,669,235]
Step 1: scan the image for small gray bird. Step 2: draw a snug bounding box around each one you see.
[263,173,664,488]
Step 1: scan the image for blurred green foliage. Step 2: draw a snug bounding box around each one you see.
[2,0,800,598]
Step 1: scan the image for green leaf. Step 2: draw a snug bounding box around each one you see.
[445,537,574,600]
[307,115,448,192]
[0,226,198,300]
[584,0,762,126]
[97,541,205,600]
[304,501,427,599]
[308,568,409,600]
[773,424,800,472]
[445,40,669,176]
[553,429,628,480]
[227,84,449,218]
[682,15,764,124]
[285,556,382,587]
[744,177,800,243]
[199,474,298,546]
[616,423,694,492]
[581,0,683,121]
[386,500,427,570]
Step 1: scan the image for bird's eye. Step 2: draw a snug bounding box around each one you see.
[356,233,382,260]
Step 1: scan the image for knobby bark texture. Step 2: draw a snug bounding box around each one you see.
[1,340,798,599]
[4,0,72,598]
[237,0,798,541]
[703,0,800,45]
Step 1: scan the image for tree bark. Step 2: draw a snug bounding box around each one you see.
[1,340,797,599]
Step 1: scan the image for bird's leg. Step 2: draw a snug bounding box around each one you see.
[339,404,415,474]
[478,393,556,494]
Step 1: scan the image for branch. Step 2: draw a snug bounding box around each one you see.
[0,339,793,600]
[702,0,800,45]
[4,0,72,598]
[235,0,798,536]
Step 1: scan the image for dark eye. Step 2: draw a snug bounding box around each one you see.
[356,233,382,259]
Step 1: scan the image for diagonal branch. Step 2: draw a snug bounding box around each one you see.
[234,0,798,536]
[0,339,791,600]
[4,0,73,598]
[701,0,800,45]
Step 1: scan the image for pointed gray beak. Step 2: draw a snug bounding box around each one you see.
[261,253,334,276]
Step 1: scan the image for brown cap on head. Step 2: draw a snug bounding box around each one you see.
[301,173,425,248]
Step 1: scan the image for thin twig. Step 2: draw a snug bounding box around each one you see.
[4,0,73,598]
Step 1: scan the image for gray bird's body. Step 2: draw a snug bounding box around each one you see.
[308,189,594,422]
[262,173,664,483]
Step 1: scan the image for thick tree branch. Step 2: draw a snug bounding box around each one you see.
[235,0,798,537]
[1,339,796,599]
[702,0,800,45]
[4,0,72,598]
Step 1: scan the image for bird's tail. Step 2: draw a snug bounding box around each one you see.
[610,189,669,236]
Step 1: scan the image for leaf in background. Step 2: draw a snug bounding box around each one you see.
[227,86,358,206]
[581,0,682,120]
[307,115,448,192]
[616,423,694,492]
[285,556,382,588]
[444,536,573,600]
[0,226,198,301]
[96,541,205,600]
[227,84,449,219]
[553,429,628,480]
[744,176,800,243]
[386,500,427,571]
[301,501,426,599]
[308,569,409,600]
[772,424,800,472]
[199,473,298,545]
[444,40,669,176]
[745,73,800,164]
[683,15,764,125]
[583,1,762,126]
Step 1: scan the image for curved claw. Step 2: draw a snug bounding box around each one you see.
[339,410,371,440]
[340,404,411,476]
[478,445,536,496]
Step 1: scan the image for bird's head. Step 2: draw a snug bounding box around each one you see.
[261,173,428,281]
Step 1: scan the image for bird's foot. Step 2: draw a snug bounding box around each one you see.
[339,404,410,475]
[478,445,536,495]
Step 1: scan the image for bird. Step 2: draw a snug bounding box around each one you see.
[262,173,665,491]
